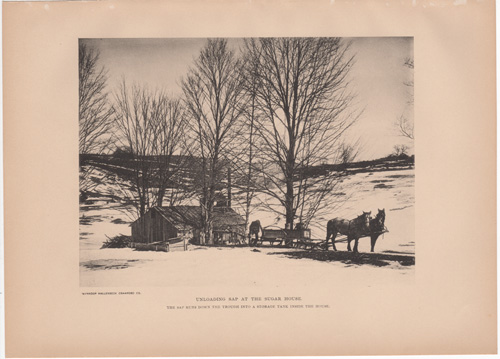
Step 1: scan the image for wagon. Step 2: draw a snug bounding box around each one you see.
[255,225,389,251]
[258,227,312,247]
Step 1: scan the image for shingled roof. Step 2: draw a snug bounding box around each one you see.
[153,206,245,229]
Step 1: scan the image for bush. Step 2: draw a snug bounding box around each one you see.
[113,147,134,159]
[392,144,409,157]
[101,234,131,249]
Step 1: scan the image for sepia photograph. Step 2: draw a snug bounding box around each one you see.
[79,37,415,287]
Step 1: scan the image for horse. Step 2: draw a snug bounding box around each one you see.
[248,220,263,246]
[369,209,386,252]
[325,211,371,253]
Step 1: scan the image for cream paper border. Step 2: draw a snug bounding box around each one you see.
[3,0,497,357]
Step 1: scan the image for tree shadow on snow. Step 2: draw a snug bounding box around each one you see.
[268,250,415,268]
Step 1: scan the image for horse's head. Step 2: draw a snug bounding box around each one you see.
[377,208,386,225]
[360,211,371,231]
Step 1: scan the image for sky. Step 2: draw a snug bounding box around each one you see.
[83,37,414,161]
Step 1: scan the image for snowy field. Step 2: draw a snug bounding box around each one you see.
[80,167,415,287]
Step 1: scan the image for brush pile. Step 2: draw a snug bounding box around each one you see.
[101,234,131,249]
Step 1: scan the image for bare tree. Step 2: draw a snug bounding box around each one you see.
[396,57,414,140]
[243,38,359,230]
[404,57,414,91]
[79,41,115,201]
[241,80,259,234]
[79,42,114,155]
[182,39,245,245]
[338,139,362,166]
[150,98,189,207]
[112,81,188,217]
[396,114,414,140]
[393,144,409,157]
[228,62,261,235]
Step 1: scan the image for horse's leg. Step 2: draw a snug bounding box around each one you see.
[353,237,359,253]
[331,230,338,251]
[325,230,330,251]
[347,235,352,252]
[370,234,379,252]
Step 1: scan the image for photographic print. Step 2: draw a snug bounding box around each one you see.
[79,37,415,287]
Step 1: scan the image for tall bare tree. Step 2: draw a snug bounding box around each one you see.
[242,79,258,233]
[150,98,189,207]
[182,39,245,245]
[243,38,359,230]
[396,57,414,140]
[79,42,114,155]
[113,81,188,217]
[79,41,114,201]
[227,62,261,235]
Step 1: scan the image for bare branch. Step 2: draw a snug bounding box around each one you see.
[79,41,114,155]
[181,39,245,244]
[396,56,414,139]
[112,80,189,217]
[242,37,360,228]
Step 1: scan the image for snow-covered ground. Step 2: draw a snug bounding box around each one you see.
[80,167,415,287]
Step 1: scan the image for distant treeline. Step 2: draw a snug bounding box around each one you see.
[81,153,414,183]
[297,154,415,179]
[80,153,200,187]
[80,153,199,167]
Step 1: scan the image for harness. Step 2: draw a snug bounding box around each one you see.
[370,217,386,235]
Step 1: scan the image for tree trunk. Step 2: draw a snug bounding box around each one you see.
[199,230,206,245]
[285,140,295,229]
[244,92,255,236]
[139,200,146,217]
[285,179,294,229]
[227,167,232,208]
[156,188,165,207]
[200,194,215,245]
[207,220,214,245]
[206,194,215,245]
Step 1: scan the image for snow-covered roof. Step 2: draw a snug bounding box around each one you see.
[152,206,245,229]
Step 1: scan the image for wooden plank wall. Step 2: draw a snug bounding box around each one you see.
[131,209,179,244]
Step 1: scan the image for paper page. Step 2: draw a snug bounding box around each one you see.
[3,0,496,357]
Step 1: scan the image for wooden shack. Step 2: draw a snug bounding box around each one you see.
[130,206,245,246]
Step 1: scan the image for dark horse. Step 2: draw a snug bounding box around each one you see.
[325,212,371,253]
[369,209,386,252]
[248,220,263,246]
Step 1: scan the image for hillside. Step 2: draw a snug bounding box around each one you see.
[80,159,415,287]
[80,153,414,201]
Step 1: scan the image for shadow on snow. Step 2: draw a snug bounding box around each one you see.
[268,250,415,268]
